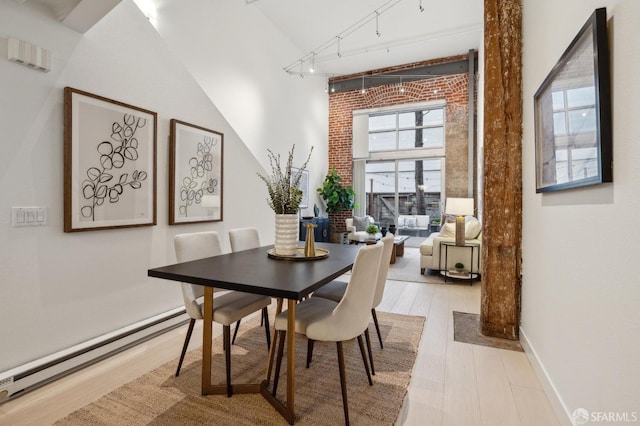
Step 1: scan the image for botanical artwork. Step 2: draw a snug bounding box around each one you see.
[169,119,223,224]
[64,87,157,232]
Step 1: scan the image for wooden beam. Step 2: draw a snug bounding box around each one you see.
[481,0,523,340]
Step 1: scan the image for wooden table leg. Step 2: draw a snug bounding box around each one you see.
[202,286,214,395]
[265,298,283,384]
[286,299,296,423]
[260,299,297,424]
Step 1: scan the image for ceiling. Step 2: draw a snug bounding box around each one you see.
[18,0,484,77]
[251,0,484,77]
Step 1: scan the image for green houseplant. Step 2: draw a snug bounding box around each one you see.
[365,224,379,240]
[257,145,312,255]
[317,167,357,242]
[317,167,357,213]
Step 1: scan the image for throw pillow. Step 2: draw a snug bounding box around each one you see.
[465,218,481,239]
[440,222,456,238]
[405,217,417,228]
[352,216,369,232]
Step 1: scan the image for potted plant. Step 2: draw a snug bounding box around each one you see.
[365,224,379,240]
[454,262,465,273]
[257,144,313,255]
[317,167,357,242]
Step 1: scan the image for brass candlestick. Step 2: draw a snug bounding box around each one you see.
[304,222,317,257]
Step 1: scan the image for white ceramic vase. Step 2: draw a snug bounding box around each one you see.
[274,213,299,256]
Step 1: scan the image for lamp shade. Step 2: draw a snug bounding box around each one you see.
[445,197,474,216]
[201,195,220,208]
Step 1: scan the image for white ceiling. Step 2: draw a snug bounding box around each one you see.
[20,0,484,77]
[251,0,484,76]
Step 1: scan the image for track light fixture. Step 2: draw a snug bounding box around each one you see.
[419,0,424,12]
[283,0,404,76]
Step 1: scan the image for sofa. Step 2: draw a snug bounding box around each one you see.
[346,216,382,243]
[419,216,482,274]
[396,214,430,236]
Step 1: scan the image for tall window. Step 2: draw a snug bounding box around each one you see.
[353,101,445,229]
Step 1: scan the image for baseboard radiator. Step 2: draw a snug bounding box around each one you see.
[0,307,189,404]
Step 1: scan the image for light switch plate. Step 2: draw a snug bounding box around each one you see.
[11,207,47,227]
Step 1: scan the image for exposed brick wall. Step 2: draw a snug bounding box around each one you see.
[326,54,475,230]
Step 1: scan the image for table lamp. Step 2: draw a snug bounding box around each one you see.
[445,197,474,246]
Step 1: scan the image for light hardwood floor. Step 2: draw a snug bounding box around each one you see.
[0,276,560,425]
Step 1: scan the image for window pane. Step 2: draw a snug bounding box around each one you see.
[369,131,395,151]
[398,109,443,128]
[568,108,596,134]
[369,114,395,131]
[553,112,567,136]
[552,91,565,110]
[398,128,444,149]
[423,127,444,148]
[365,162,395,223]
[567,87,595,108]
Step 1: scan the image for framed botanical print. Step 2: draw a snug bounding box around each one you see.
[64,87,157,232]
[169,119,223,224]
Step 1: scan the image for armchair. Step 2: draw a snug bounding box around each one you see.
[345,216,382,243]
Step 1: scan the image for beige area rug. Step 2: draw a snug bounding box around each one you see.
[56,311,425,426]
[386,247,447,284]
[453,311,523,352]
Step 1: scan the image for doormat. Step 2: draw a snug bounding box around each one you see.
[453,311,523,352]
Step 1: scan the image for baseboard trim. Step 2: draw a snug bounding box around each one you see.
[519,327,572,426]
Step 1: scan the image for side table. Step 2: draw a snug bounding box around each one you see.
[439,241,480,284]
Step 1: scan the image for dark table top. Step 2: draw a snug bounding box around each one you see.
[148,242,360,300]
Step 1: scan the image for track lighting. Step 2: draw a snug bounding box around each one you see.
[283,0,405,75]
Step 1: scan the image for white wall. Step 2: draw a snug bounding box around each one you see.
[0,0,326,372]
[144,0,329,217]
[521,0,640,422]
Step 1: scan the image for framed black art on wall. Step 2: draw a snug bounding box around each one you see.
[534,8,612,193]
[64,87,157,232]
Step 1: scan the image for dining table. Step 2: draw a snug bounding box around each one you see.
[147,242,360,424]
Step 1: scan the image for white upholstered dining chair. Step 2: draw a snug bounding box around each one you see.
[312,233,395,358]
[173,231,271,396]
[270,242,384,425]
[228,227,260,252]
[227,227,270,346]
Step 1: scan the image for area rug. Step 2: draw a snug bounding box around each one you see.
[453,311,523,352]
[386,247,447,284]
[55,311,425,426]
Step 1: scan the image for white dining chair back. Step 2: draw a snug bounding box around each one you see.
[229,227,260,252]
[174,231,223,320]
[306,242,383,343]
[172,231,271,388]
[372,234,395,308]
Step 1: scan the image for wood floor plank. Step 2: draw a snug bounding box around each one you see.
[473,345,522,426]
[511,384,561,426]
